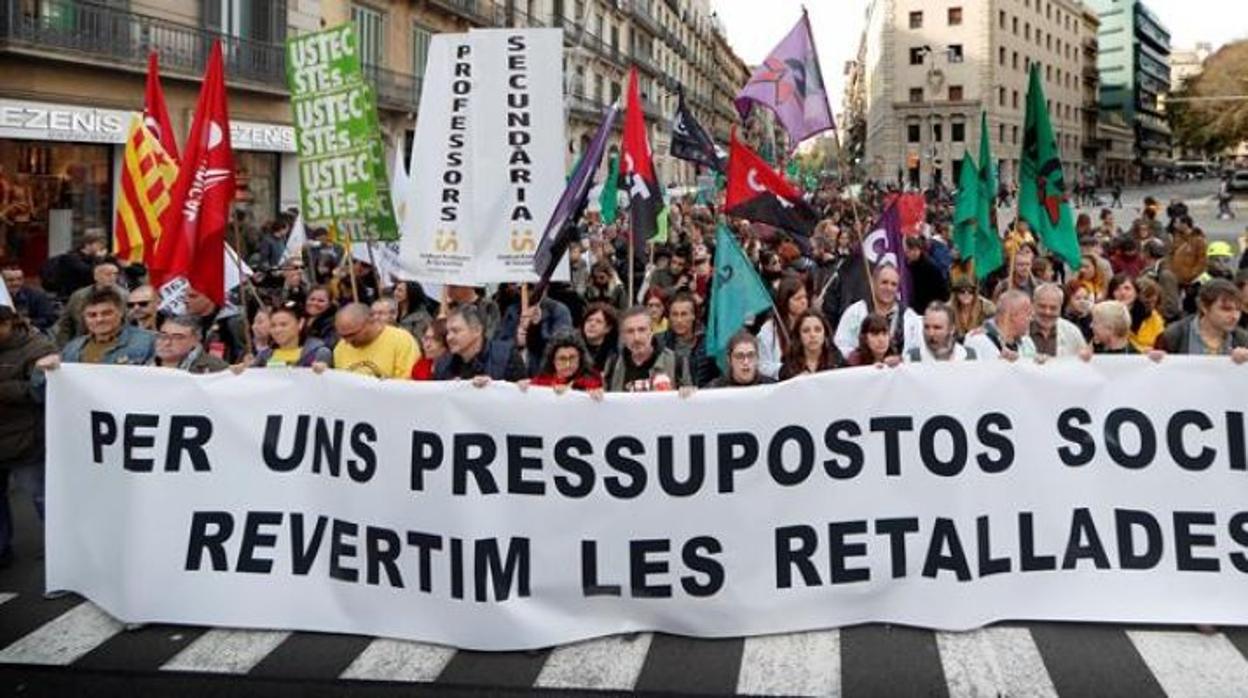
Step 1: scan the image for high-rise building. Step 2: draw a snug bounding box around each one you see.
[858,0,1092,190]
[1085,0,1172,180]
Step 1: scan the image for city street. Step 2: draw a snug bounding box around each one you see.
[1063,179,1246,243]
[3,501,1248,697]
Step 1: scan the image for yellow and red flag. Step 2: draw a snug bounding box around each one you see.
[113,116,177,265]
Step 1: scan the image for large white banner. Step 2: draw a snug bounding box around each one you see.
[47,359,1248,651]
[399,29,566,285]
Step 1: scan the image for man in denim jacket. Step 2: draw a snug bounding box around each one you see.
[37,287,156,370]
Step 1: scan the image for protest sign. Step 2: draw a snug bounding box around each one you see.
[287,24,397,241]
[46,358,1248,651]
[399,29,566,284]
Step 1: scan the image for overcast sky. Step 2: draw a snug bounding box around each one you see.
[713,0,1248,115]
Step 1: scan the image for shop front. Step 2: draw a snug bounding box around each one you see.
[0,98,126,277]
[227,119,298,227]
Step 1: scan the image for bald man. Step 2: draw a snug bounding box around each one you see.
[324,303,420,379]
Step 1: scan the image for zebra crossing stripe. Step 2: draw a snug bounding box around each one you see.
[0,602,123,665]
[533,632,653,690]
[935,627,1058,698]
[339,638,456,682]
[160,629,290,674]
[735,630,841,697]
[1127,630,1248,698]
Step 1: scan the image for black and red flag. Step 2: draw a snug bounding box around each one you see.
[724,129,818,243]
[622,67,662,260]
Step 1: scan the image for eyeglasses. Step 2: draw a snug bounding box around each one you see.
[128,300,153,308]
[730,351,757,361]
[553,355,580,365]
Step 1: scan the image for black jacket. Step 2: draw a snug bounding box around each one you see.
[0,324,57,467]
[1155,316,1248,354]
[433,339,527,381]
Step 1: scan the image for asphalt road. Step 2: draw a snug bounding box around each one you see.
[3,492,1248,697]
[1061,179,1245,242]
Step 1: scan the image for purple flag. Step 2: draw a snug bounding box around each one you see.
[735,12,835,151]
[861,202,912,312]
[532,105,619,294]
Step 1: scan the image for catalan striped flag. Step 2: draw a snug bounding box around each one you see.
[113,115,178,265]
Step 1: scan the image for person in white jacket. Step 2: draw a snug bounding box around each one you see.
[1029,283,1087,359]
[834,264,922,358]
[757,275,808,379]
[905,302,977,361]
[964,290,1037,360]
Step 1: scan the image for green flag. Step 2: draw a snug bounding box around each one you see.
[1018,65,1080,269]
[973,111,1003,280]
[598,152,620,224]
[952,150,979,259]
[654,205,670,244]
[706,224,773,371]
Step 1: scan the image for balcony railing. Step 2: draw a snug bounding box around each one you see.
[631,45,661,75]
[560,19,627,67]
[626,0,661,36]
[362,64,423,111]
[427,0,500,26]
[0,0,286,88]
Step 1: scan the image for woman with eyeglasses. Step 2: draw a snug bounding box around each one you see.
[523,331,604,399]
[708,331,776,388]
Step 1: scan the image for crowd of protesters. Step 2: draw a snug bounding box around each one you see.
[3,181,1248,568]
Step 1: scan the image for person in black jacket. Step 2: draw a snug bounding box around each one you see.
[905,236,950,314]
[2,265,56,333]
[434,305,526,384]
[1153,279,1248,360]
[40,231,107,301]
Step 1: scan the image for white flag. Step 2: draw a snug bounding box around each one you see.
[281,215,307,264]
[0,274,13,311]
[391,142,410,226]
[224,244,252,292]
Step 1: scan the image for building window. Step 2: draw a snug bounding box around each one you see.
[1013,90,1019,109]
[909,87,923,103]
[949,85,963,101]
[909,10,922,28]
[1013,51,1019,69]
[351,4,385,68]
[999,46,1006,65]
[1046,35,1051,51]
[952,122,965,142]
[948,7,962,25]
[999,10,1006,29]
[999,123,1006,143]
[999,86,1006,106]
[933,123,943,142]
[1013,17,1018,34]
[1025,23,1030,41]
[1013,125,1019,144]
[411,23,433,82]
[907,123,921,142]
[909,47,925,65]
[594,74,604,102]
[947,44,963,63]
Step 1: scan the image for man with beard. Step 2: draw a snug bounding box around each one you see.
[905,302,976,361]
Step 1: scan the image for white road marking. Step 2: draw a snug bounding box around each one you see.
[0,602,123,665]
[339,638,456,682]
[736,630,841,697]
[936,627,1059,698]
[161,629,290,674]
[535,633,654,690]
[1128,629,1248,698]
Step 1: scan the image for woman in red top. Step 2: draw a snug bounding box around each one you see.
[410,317,447,380]
[524,331,604,400]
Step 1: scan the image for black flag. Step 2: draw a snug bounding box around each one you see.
[671,88,725,173]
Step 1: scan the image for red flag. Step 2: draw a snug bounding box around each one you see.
[621,67,661,257]
[885,192,927,236]
[144,51,179,164]
[725,129,817,240]
[151,40,235,308]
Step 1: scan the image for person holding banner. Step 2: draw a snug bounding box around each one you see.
[303,287,338,348]
[249,304,333,369]
[707,331,775,388]
[906,303,976,362]
[846,314,902,368]
[1029,284,1087,360]
[579,302,619,374]
[779,309,844,378]
[758,275,809,380]
[37,288,155,370]
[433,305,525,384]
[659,291,718,387]
[1080,301,1139,357]
[964,290,1038,361]
[0,299,56,569]
[523,331,604,399]
[323,304,419,380]
[148,316,229,374]
[603,307,691,393]
[53,258,128,347]
[410,319,447,381]
[1153,279,1248,359]
[184,287,248,364]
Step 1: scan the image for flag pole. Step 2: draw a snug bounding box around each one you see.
[230,219,255,358]
[365,235,384,293]
[628,230,636,305]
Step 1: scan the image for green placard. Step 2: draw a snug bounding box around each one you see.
[287,24,398,241]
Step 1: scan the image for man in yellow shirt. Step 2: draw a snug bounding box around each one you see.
[322,303,419,379]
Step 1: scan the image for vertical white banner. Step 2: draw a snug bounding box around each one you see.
[399,34,475,282]
[469,28,568,283]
